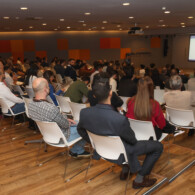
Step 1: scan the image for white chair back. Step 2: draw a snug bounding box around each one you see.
[87,131,128,162]
[119,96,130,112]
[46,95,54,104]
[36,121,68,146]
[165,106,195,128]
[12,85,24,95]
[154,89,165,105]
[69,102,86,121]
[22,97,31,118]
[0,97,13,115]
[128,118,157,140]
[55,95,72,113]
[56,74,63,84]
[25,87,35,99]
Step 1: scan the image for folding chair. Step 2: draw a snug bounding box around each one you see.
[119,96,130,112]
[68,102,86,121]
[25,87,35,99]
[11,85,25,96]
[154,89,165,105]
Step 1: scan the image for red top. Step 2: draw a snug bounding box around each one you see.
[126,98,166,129]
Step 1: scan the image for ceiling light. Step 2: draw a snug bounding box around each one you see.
[101,27,105,29]
[129,16,134,19]
[117,25,121,27]
[145,26,149,28]
[20,7,28,10]
[119,28,122,31]
[164,11,171,14]
[162,7,166,10]
[19,29,23,31]
[67,26,71,29]
[102,21,108,23]
[3,16,10,19]
[83,24,87,26]
[59,19,64,21]
[88,29,91,31]
[15,17,19,19]
[159,20,164,22]
[180,23,185,25]
[42,23,47,26]
[84,13,91,15]
[29,26,33,29]
[162,24,166,27]
[78,20,85,23]
[54,29,58,31]
[181,25,186,28]
[123,3,130,6]
[188,16,194,19]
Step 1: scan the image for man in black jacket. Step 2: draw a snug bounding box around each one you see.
[64,58,77,81]
[77,73,163,189]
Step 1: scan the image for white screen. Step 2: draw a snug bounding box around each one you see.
[189,35,195,61]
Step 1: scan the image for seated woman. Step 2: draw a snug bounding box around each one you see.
[24,64,38,88]
[43,70,65,106]
[126,76,175,140]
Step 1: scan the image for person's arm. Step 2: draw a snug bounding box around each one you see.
[79,82,89,97]
[77,121,91,143]
[154,102,166,129]
[4,86,23,103]
[120,117,137,145]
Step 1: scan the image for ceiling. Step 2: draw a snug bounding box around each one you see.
[0,0,195,32]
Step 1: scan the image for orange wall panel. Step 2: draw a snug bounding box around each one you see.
[57,39,68,50]
[110,38,121,48]
[80,49,90,60]
[12,52,24,63]
[36,51,47,58]
[68,49,80,59]
[120,48,131,59]
[23,40,35,51]
[151,37,161,48]
[10,40,23,53]
[100,38,110,49]
[0,40,11,53]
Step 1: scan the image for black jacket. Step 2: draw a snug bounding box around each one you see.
[64,65,77,81]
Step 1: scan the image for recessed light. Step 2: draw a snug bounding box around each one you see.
[102,21,108,23]
[84,13,91,15]
[19,29,23,31]
[162,24,166,27]
[119,28,122,31]
[117,25,121,27]
[145,26,149,28]
[180,23,185,25]
[129,16,134,19]
[162,7,166,10]
[181,25,186,28]
[83,24,87,26]
[20,7,28,10]
[3,16,9,19]
[67,26,71,29]
[101,27,105,29]
[78,20,85,23]
[42,23,47,26]
[159,20,164,22]
[164,11,171,14]
[59,19,64,21]
[123,3,130,6]
[188,16,194,19]
[29,26,33,29]
[88,29,91,31]
[54,28,58,31]
[15,17,19,19]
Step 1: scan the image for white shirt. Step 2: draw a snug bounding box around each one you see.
[110,77,117,93]
[90,70,99,86]
[0,82,23,113]
[5,72,14,87]
[26,76,37,88]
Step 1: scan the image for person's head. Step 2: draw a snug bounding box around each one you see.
[169,75,182,90]
[60,59,66,66]
[140,64,145,69]
[123,66,134,79]
[108,69,117,79]
[81,76,90,85]
[32,78,49,98]
[150,63,155,69]
[68,58,75,66]
[0,70,5,82]
[170,68,178,76]
[134,76,154,121]
[94,63,103,72]
[161,67,167,74]
[43,70,55,83]
[4,66,11,73]
[92,73,112,104]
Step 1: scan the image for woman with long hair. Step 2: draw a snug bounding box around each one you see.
[24,63,38,87]
[126,76,175,140]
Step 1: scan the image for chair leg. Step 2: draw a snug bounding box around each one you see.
[63,149,69,181]
[85,145,93,181]
[36,140,43,165]
[124,169,131,195]
[11,116,15,128]
[1,114,6,132]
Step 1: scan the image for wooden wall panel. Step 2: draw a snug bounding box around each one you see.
[110,38,121,48]
[23,40,35,51]
[120,48,131,59]
[100,38,110,49]
[10,40,23,53]
[35,51,47,58]
[80,49,90,60]
[0,40,11,53]
[68,49,80,59]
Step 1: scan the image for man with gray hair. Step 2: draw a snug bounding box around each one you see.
[28,78,90,157]
[164,75,195,136]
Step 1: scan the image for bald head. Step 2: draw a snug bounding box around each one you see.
[33,78,48,94]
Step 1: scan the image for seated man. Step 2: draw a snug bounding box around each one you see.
[77,73,163,189]
[0,70,24,114]
[64,58,77,81]
[164,75,195,136]
[28,78,89,158]
[65,76,89,103]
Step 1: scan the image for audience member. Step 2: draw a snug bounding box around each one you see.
[90,62,102,86]
[65,76,89,103]
[28,78,89,158]
[64,58,77,81]
[126,76,175,140]
[77,73,163,188]
[24,64,38,88]
[54,59,65,78]
[164,75,195,136]
[108,69,118,93]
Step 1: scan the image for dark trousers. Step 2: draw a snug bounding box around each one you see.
[128,140,163,176]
